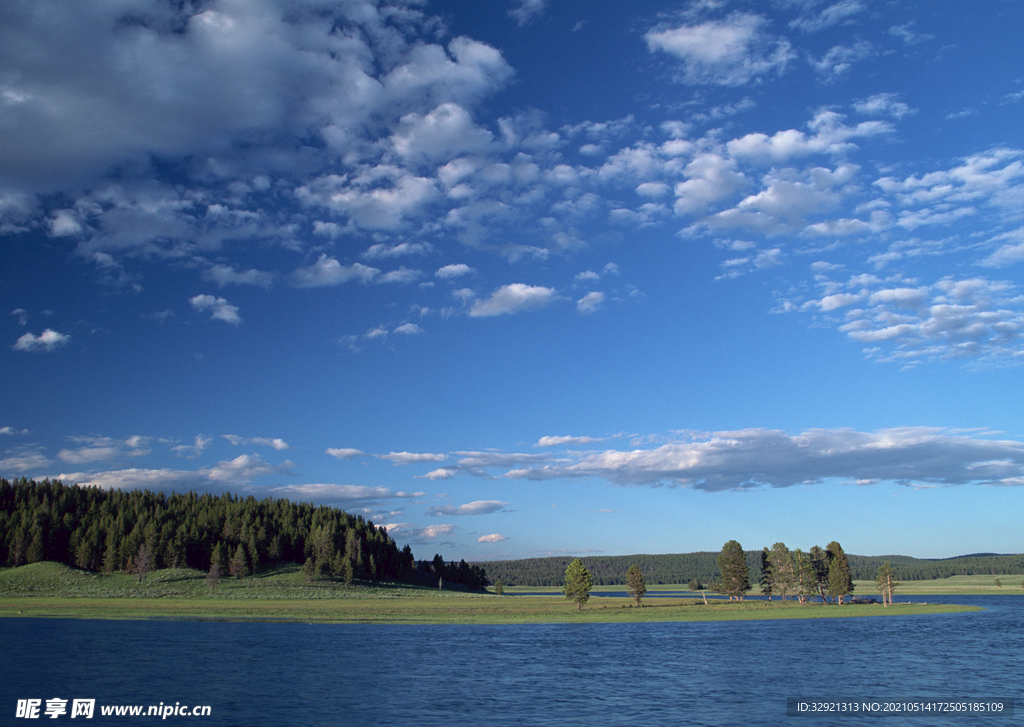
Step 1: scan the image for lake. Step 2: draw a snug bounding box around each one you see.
[2,595,1020,726]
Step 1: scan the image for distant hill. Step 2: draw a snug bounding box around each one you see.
[476,551,1024,587]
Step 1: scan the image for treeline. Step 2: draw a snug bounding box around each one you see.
[479,550,1024,587]
[0,478,417,582]
[478,552,762,587]
[411,554,488,590]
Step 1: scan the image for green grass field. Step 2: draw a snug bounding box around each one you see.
[0,562,993,624]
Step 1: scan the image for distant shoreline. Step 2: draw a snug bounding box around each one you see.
[0,562,986,625]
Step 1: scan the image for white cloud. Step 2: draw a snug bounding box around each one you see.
[172,435,212,459]
[378,451,447,465]
[426,500,509,516]
[204,264,275,288]
[469,283,558,317]
[269,484,404,502]
[809,42,874,81]
[289,255,379,288]
[326,448,365,459]
[789,1,866,32]
[478,533,508,543]
[503,428,1024,491]
[509,0,546,26]
[794,274,1024,365]
[363,242,434,260]
[63,468,209,491]
[204,453,293,482]
[436,263,474,279]
[12,329,70,352]
[189,294,241,324]
[223,435,291,450]
[576,291,605,314]
[536,435,602,447]
[377,267,423,285]
[854,93,914,119]
[393,322,423,335]
[383,523,456,542]
[421,468,456,480]
[0,451,51,473]
[645,14,795,86]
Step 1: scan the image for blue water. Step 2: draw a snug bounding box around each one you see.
[2,595,1021,726]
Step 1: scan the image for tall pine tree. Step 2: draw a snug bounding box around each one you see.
[718,540,750,601]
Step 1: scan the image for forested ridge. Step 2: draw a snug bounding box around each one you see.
[0,478,487,589]
[479,550,1024,587]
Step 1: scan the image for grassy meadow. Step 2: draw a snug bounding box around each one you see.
[0,562,996,624]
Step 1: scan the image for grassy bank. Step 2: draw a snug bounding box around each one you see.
[0,562,984,624]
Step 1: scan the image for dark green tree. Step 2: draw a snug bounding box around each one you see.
[809,545,832,603]
[563,558,593,611]
[228,543,248,579]
[759,547,773,601]
[626,564,646,607]
[717,540,750,601]
[826,541,853,604]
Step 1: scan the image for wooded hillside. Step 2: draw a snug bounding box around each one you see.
[0,478,423,581]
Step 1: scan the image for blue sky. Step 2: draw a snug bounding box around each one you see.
[3,0,1024,562]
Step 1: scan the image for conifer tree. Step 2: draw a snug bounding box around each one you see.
[826,541,853,604]
[717,540,750,601]
[563,558,593,611]
[759,547,773,601]
[229,543,248,579]
[626,564,646,607]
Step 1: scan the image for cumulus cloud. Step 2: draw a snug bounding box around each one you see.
[204,453,294,482]
[289,255,379,288]
[326,448,365,459]
[204,264,275,289]
[503,428,1024,491]
[189,294,241,324]
[58,435,150,465]
[789,274,1024,365]
[13,329,70,352]
[576,291,605,314]
[645,13,795,86]
[469,283,558,316]
[378,451,447,465]
[269,484,410,502]
[426,500,509,517]
[436,263,474,279]
[0,451,52,473]
[172,435,212,459]
[478,533,508,543]
[363,242,434,260]
[536,435,603,447]
[223,435,291,450]
[383,523,456,542]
